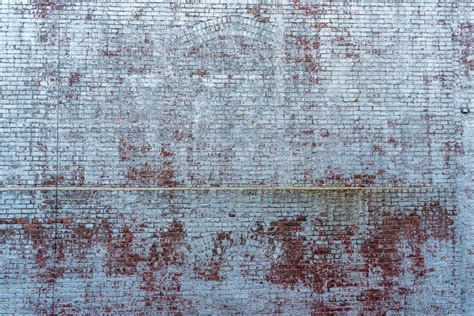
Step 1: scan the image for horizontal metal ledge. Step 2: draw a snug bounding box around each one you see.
[0,186,432,192]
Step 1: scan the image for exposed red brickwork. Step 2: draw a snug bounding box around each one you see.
[0,191,461,313]
[265,216,355,296]
[459,23,474,73]
[194,232,235,281]
[118,137,152,161]
[0,0,470,314]
[361,202,455,312]
[32,0,63,19]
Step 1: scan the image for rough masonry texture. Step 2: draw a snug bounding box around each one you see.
[0,0,472,314]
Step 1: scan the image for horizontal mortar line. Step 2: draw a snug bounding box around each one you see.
[0,186,433,192]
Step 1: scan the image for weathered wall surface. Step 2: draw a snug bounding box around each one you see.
[0,0,472,314]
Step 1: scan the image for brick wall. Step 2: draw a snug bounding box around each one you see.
[0,0,472,314]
